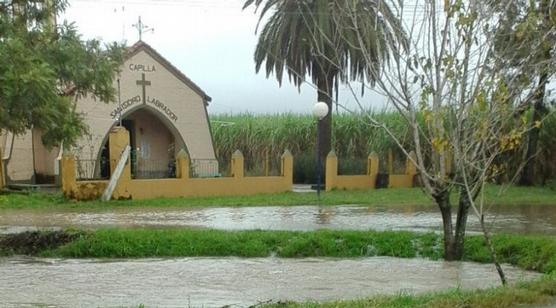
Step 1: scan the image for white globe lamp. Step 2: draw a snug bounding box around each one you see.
[313,102,329,120]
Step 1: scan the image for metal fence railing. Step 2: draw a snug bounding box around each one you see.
[191,159,220,178]
[244,157,282,176]
[131,158,176,179]
[75,157,220,180]
[75,158,109,181]
[338,157,368,175]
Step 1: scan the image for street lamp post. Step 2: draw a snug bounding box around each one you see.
[313,102,329,201]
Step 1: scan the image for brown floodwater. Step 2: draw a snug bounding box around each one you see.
[0,256,541,307]
[1,204,555,235]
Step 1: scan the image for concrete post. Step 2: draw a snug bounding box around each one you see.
[368,152,379,177]
[406,151,418,176]
[231,150,244,178]
[176,149,190,179]
[108,126,131,199]
[61,155,76,198]
[281,150,293,188]
[325,151,338,191]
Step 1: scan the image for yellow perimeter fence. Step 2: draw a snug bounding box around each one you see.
[62,127,293,201]
[60,127,421,201]
[325,150,417,191]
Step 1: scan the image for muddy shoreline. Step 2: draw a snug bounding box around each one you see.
[0,231,81,255]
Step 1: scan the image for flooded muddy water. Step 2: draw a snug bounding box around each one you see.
[1,204,555,235]
[0,256,540,307]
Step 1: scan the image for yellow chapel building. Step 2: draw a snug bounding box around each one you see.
[1,41,218,185]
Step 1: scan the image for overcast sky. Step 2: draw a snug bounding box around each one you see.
[61,0,384,115]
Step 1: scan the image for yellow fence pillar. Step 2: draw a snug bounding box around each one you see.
[61,155,77,198]
[109,127,130,175]
[176,149,190,180]
[108,126,131,199]
[231,150,244,178]
[0,148,4,190]
[406,151,417,176]
[368,152,379,177]
[388,150,394,174]
[281,150,293,188]
[325,151,338,191]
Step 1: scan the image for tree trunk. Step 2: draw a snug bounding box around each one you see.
[454,188,471,260]
[480,215,507,285]
[316,75,333,160]
[434,191,457,261]
[519,72,548,186]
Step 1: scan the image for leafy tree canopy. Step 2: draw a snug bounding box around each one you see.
[244,0,407,89]
[0,0,124,147]
[492,0,556,81]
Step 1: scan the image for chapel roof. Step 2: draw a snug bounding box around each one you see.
[126,40,212,104]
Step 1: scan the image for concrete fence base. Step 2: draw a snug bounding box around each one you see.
[326,150,418,191]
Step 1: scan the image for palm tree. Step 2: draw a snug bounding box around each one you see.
[244,0,407,158]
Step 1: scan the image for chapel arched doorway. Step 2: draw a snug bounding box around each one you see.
[99,106,188,179]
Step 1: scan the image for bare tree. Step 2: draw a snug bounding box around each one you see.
[274,0,556,284]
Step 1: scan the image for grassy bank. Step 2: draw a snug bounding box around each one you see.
[56,229,556,307]
[1,229,554,275]
[264,275,556,308]
[2,229,555,308]
[1,185,556,210]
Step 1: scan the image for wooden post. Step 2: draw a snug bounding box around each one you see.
[231,150,244,178]
[325,151,338,191]
[281,150,293,188]
[388,150,394,174]
[102,145,130,201]
[176,149,190,179]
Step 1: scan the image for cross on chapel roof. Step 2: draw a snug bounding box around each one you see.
[126,40,212,105]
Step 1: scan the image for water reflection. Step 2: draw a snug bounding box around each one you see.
[0,204,555,235]
[0,256,540,307]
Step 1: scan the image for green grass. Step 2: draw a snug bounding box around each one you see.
[21,229,552,275]
[264,275,556,308]
[40,229,441,259]
[1,185,555,211]
[2,228,555,308]
[47,228,552,308]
